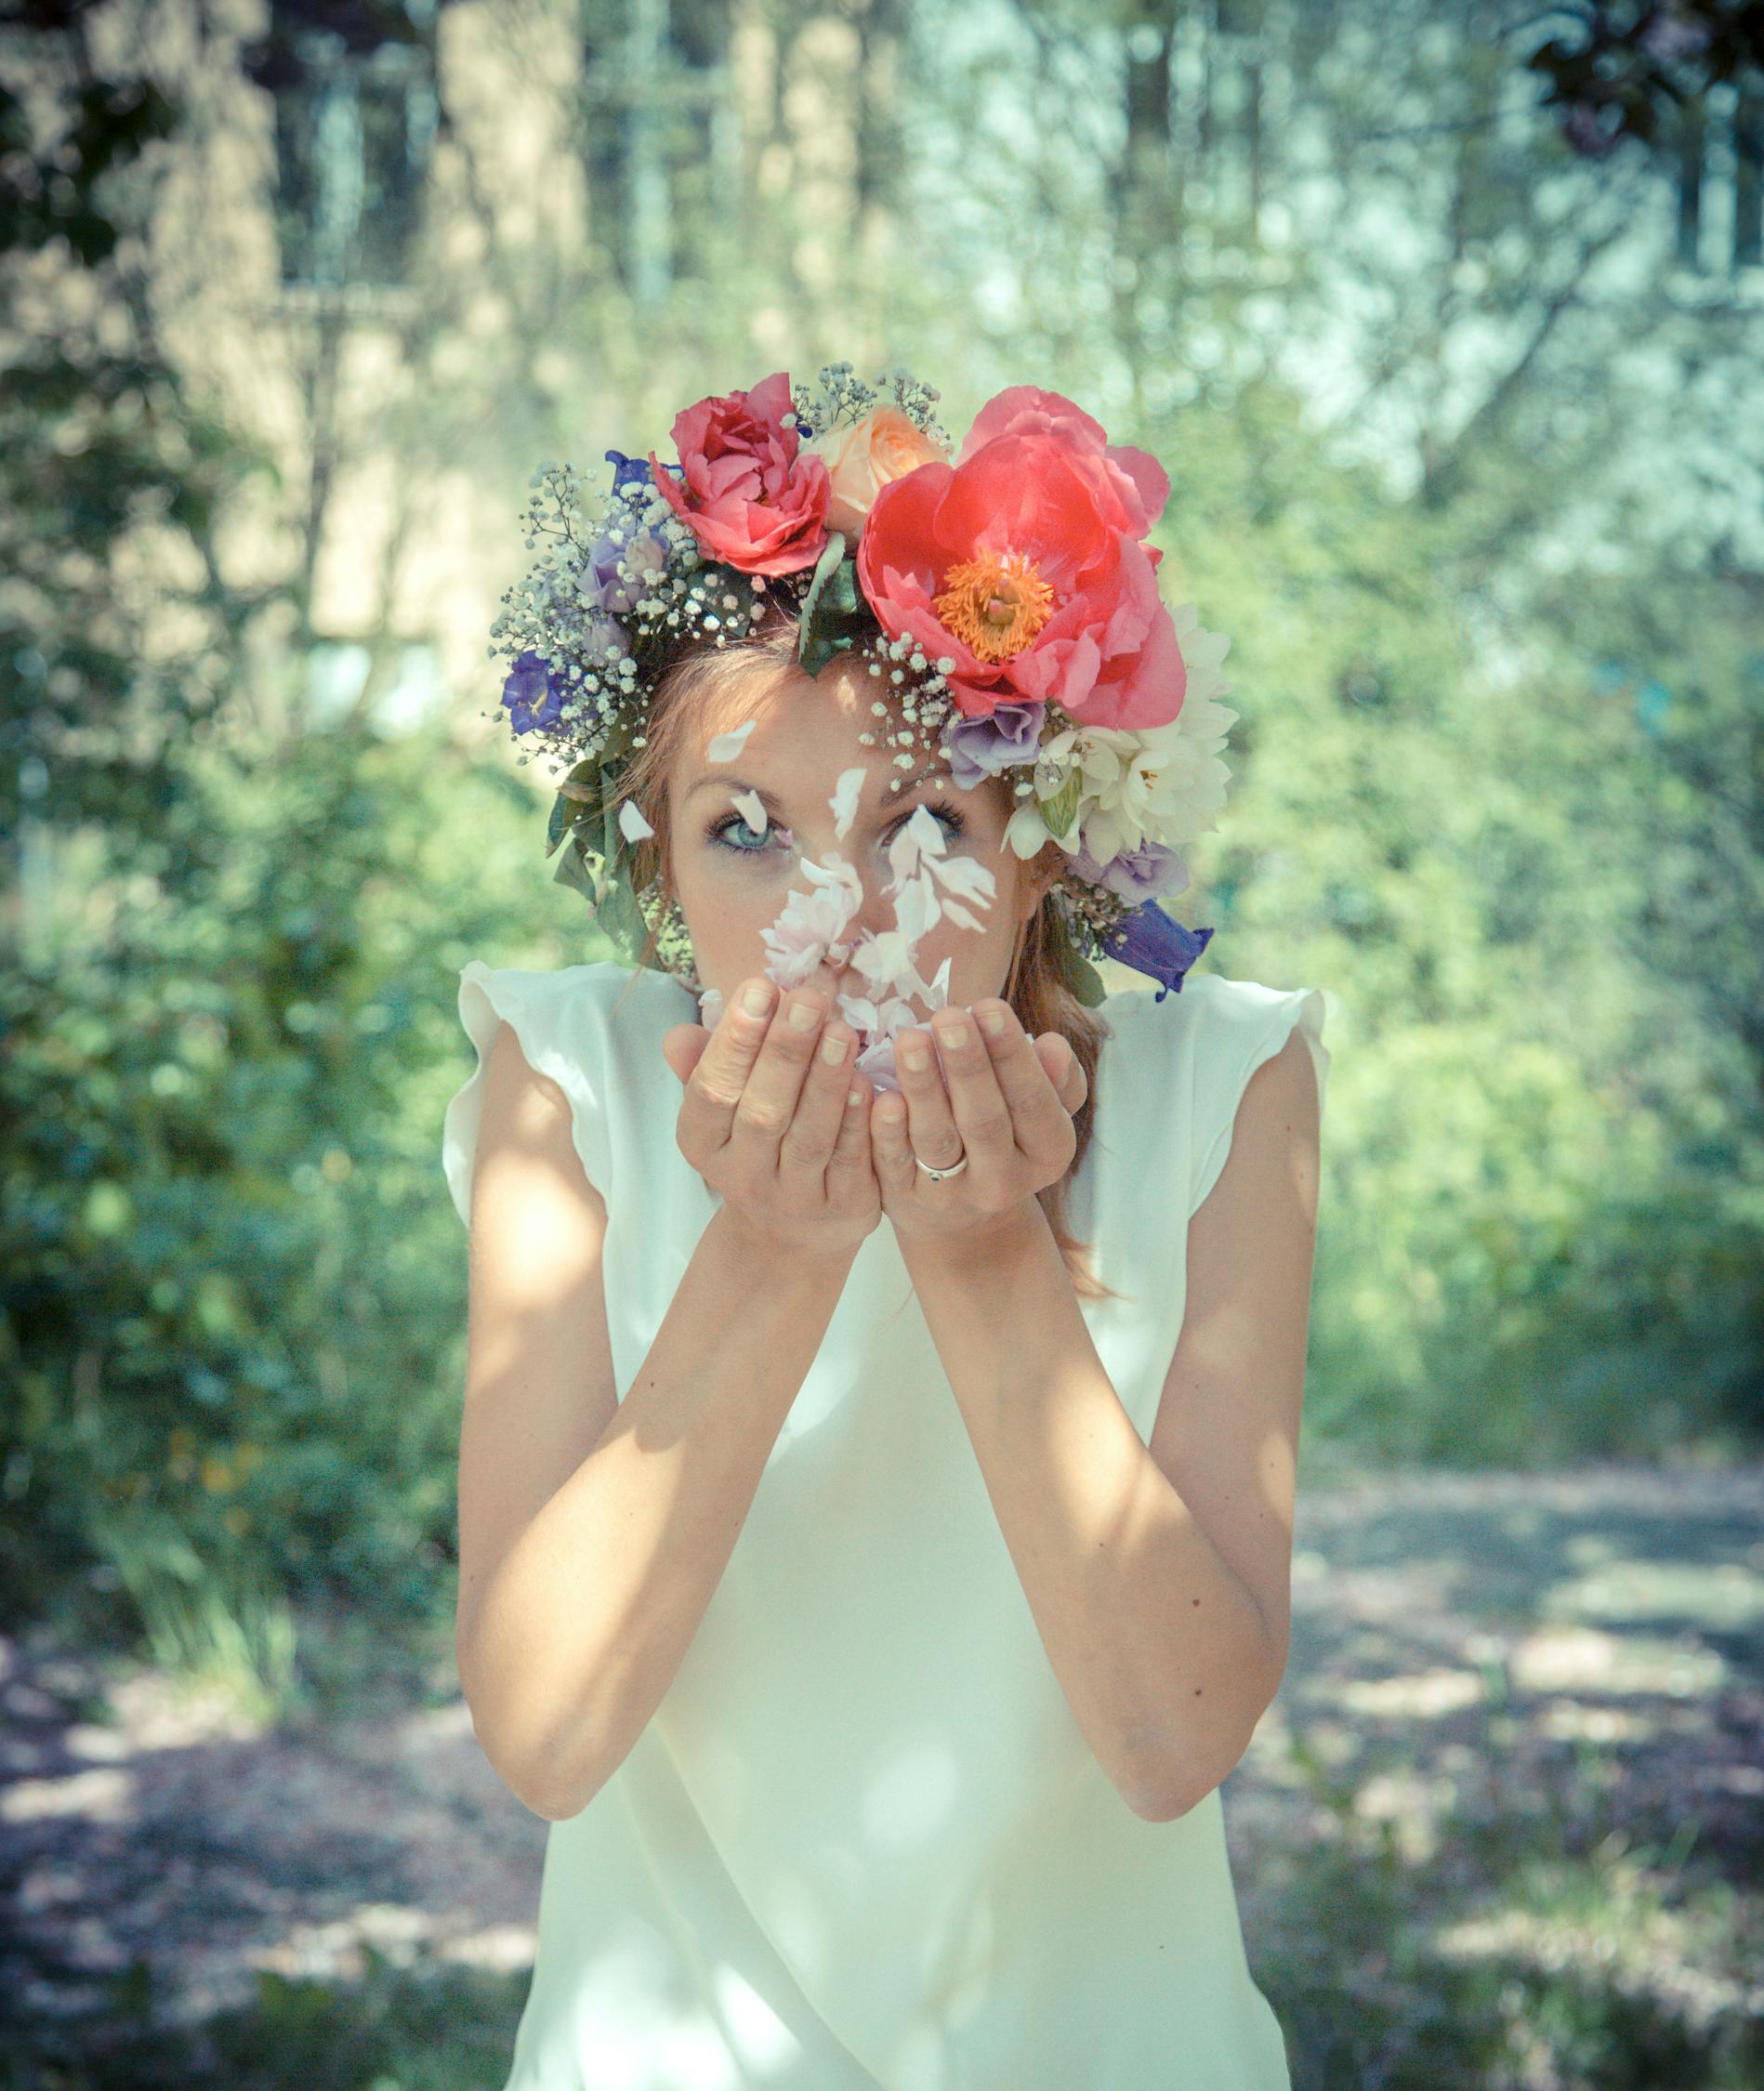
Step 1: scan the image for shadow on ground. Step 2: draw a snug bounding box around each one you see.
[5,1458,1761,2089]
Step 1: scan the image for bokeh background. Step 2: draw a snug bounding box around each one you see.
[3,0,1761,2084]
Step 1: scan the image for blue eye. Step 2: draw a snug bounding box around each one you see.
[707,804,967,856]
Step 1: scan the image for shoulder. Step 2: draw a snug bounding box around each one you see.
[1091,968,1257,1071]
[462,956,689,1055]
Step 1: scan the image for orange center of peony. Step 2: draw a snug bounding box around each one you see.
[932,551,1057,664]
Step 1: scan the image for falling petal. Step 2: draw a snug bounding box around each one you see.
[831,767,866,840]
[705,720,757,762]
[618,798,655,843]
[731,788,769,833]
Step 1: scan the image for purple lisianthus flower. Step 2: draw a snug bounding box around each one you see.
[582,612,628,665]
[1099,902,1214,1002]
[581,525,670,617]
[1071,835,1191,905]
[943,699,1047,790]
[501,650,566,735]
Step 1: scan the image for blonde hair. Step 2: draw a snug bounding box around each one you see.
[601,603,1127,1304]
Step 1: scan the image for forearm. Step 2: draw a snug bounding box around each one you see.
[900,1203,1280,1821]
[461,1202,857,1821]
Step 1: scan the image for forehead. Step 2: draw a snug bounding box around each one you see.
[673,657,903,795]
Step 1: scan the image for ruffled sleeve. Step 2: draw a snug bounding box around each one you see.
[1186,975,1331,1218]
[441,961,617,1229]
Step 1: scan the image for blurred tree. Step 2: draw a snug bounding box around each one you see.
[4,0,1759,1696]
[1522,0,1764,268]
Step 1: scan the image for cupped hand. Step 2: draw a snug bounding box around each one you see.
[664,993,1087,1251]
[664,977,882,1257]
[868,998,1087,1246]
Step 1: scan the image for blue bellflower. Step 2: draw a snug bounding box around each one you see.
[606,448,683,492]
[604,449,653,493]
[501,650,566,735]
[1099,902,1214,1001]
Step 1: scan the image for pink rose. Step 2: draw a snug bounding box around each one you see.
[807,406,950,537]
[648,370,831,577]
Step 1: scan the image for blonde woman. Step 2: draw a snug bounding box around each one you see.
[443,369,1330,2088]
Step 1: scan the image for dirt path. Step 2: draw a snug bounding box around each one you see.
[6,1458,1761,2049]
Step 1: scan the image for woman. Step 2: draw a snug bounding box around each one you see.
[441,365,1330,2088]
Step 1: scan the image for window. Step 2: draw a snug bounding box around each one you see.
[243,0,440,290]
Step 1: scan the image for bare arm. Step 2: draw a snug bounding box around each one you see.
[456,979,874,1821]
[893,1023,1321,1821]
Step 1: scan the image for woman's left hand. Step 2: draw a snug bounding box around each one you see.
[871,1000,1087,1247]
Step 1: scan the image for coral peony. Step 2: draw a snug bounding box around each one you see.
[649,371,831,577]
[855,386,1187,732]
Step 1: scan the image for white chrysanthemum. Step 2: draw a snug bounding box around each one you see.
[1001,613,1241,861]
[1169,600,1232,711]
[1078,707,1238,861]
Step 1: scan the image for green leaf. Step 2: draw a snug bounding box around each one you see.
[1036,770,1083,847]
[551,834,600,901]
[1064,947,1108,1007]
[797,533,873,677]
[1046,899,1108,1007]
[546,757,610,857]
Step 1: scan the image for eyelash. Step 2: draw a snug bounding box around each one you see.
[707,804,968,857]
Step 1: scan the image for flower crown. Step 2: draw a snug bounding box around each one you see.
[488,362,1237,1086]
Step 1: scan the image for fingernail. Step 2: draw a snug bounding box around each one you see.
[820,1031,849,1063]
[788,996,822,1032]
[941,1021,969,1049]
[902,1045,929,1072]
[979,1006,1006,1036]
[741,981,773,1019]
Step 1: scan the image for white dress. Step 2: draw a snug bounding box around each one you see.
[442,957,1330,2091]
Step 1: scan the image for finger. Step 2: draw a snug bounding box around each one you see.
[893,1024,968,1176]
[681,975,779,1134]
[869,1082,916,1190]
[777,1019,859,1180]
[726,984,831,1166]
[662,1021,712,1086]
[827,1068,875,1183]
[969,1001,1078,1164]
[928,1006,1017,1196]
[1035,1032,1087,1115]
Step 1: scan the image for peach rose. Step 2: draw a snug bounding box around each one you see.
[807,406,949,538]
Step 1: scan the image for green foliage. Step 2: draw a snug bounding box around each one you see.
[1126,372,1764,1466]
[0,717,573,1683]
[4,0,1759,1704]
[0,1940,527,2089]
[796,531,874,676]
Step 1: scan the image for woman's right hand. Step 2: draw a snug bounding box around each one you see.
[664,977,881,1257]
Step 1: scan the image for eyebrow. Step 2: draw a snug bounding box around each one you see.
[685,774,943,817]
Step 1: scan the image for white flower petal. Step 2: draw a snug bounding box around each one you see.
[731,787,769,833]
[1005,803,1054,858]
[831,767,866,840]
[704,720,757,762]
